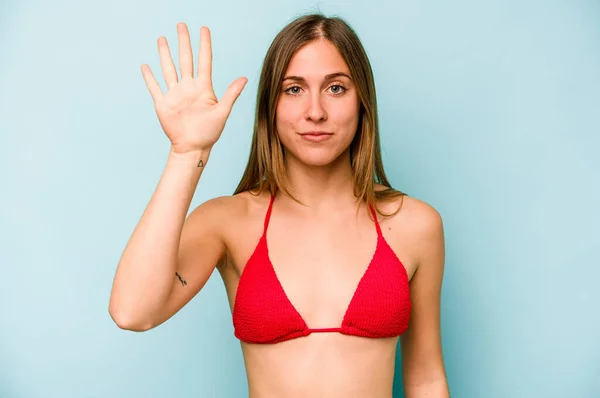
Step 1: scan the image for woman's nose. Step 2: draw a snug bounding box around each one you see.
[305,92,327,122]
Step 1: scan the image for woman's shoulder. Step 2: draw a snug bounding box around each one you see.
[184,190,272,247]
[193,189,271,222]
[373,184,444,274]
[374,183,442,232]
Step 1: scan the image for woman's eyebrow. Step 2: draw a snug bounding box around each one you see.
[282,72,352,82]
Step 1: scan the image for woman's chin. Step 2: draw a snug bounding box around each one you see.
[289,149,348,168]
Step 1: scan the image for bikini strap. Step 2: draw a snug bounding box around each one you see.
[369,203,383,237]
[263,193,276,235]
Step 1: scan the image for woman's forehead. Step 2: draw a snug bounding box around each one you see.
[284,39,351,79]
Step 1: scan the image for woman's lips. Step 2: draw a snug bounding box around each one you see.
[299,131,333,142]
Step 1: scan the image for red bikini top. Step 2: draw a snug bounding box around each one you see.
[232,194,412,344]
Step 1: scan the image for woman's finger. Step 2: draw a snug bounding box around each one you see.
[177,22,194,79]
[219,77,248,116]
[157,36,178,89]
[141,64,163,102]
[197,26,213,88]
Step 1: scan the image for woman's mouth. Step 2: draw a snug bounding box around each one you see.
[299,131,333,142]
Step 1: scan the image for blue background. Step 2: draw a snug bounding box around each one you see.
[1,0,599,397]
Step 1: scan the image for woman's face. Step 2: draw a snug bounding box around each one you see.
[275,38,360,167]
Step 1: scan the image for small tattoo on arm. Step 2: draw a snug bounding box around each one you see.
[175,272,187,286]
[197,159,204,168]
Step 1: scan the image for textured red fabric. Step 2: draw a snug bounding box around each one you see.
[232,194,412,344]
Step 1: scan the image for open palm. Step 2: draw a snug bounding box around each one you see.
[141,23,247,154]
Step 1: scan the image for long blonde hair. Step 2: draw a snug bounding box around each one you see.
[234,13,406,216]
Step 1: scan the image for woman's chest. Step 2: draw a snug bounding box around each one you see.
[218,215,416,329]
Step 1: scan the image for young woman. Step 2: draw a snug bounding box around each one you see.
[109,13,449,398]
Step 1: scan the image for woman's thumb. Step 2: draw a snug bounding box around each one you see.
[219,77,248,115]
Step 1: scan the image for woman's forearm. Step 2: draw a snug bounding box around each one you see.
[108,148,209,330]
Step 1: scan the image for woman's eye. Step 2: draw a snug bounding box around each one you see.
[329,85,346,95]
[284,84,346,95]
[285,86,302,95]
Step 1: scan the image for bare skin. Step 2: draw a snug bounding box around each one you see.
[215,187,426,398]
[110,22,448,397]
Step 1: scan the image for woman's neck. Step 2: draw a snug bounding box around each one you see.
[280,149,358,210]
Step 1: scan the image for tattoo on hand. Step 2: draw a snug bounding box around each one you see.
[197,159,204,168]
[175,272,187,286]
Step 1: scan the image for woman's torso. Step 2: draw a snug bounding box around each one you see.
[216,188,418,398]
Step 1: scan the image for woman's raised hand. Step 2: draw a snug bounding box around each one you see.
[142,23,248,154]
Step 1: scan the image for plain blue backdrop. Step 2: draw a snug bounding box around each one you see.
[1,0,599,397]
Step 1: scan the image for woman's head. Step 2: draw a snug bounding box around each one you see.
[235,13,405,210]
[275,37,360,169]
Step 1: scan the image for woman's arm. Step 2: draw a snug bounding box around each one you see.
[108,23,246,331]
[400,200,450,397]
[108,148,223,331]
